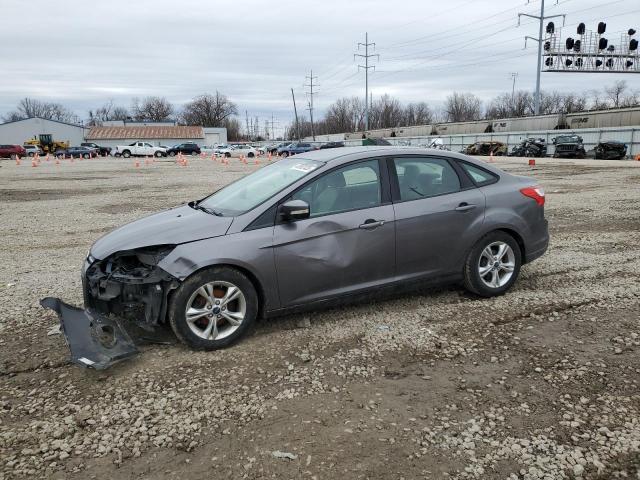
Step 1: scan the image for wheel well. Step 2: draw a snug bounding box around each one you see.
[497,228,526,262]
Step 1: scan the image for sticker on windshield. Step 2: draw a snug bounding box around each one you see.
[291,163,317,173]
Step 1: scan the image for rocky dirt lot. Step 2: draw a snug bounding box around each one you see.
[0,154,639,480]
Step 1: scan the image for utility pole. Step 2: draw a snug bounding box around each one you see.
[354,32,379,131]
[291,88,301,141]
[519,1,565,115]
[510,72,518,102]
[245,111,250,141]
[269,113,280,140]
[304,70,318,141]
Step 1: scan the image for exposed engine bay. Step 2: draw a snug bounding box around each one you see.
[84,245,179,326]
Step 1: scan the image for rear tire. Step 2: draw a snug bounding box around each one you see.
[248,152,255,158]
[155,151,163,158]
[122,150,131,158]
[168,267,258,350]
[225,152,231,158]
[463,231,522,297]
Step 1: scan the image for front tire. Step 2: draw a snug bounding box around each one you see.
[168,267,258,350]
[122,150,131,158]
[463,231,521,297]
[155,151,163,158]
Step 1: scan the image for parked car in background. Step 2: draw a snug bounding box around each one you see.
[200,145,218,154]
[592,140,627,160]
[463,141,507,156]
[509,138,547,158]
[81,142,112,156]
[55,146,548,364]
[214,144,231,154]
[113,142,167,158]
[270,142,292,155]
[552,135,586,159]
[23,145,43,157]
[320,141,345,149]
[280,142,316,157]
[0,144,26,158]
[166,143,201,156]
[55,146,97,159]
[252,145,266,155]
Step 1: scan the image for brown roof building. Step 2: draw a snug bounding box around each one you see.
[87,125,203,141]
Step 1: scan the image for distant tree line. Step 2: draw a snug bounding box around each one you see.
[285,80,640,138]
[1,91,244,141]
[3,80,638,142]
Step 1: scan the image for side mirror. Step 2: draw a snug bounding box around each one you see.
[279,200,310,221]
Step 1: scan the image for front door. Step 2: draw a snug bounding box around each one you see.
[273,158,395,307]
[390,156,486,281]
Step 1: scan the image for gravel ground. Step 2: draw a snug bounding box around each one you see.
[0,154,639,480]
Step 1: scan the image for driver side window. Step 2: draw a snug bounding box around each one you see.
[291,160,381,217]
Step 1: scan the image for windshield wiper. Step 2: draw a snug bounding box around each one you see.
[190,201,223,216]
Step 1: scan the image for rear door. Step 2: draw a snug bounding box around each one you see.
[390,156,486,281]
[273,158,395,307]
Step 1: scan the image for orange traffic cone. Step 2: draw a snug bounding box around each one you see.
[15,156,21,165]
[45,153,50,162]
[255,157,259,165]
[134,161,140,168]
[31,159,38,167]
[488,151,494,163]
[268,152,272,161]
[528,158,536,166]
[55,159,60,166]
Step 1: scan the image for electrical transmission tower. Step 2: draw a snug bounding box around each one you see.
[304,70,318,140]
[269,114,280,140]
[354,32,379,131]
[510,72,519,101]
[518,0,566,115]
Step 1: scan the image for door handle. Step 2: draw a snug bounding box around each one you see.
[359,219,385,229]
[455,203,476,212]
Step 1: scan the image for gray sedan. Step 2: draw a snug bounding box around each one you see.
[44,147,548,366]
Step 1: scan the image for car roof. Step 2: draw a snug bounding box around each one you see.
[293,146,506,176]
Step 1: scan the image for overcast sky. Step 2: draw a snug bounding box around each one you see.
[1,0,638,134]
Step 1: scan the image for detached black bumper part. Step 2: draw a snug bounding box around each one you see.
[41,297,139,369]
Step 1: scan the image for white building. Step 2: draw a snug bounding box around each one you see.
[0,117,87,146]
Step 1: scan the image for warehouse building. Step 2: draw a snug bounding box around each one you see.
[85,125,227,148]
[0,117,87,146]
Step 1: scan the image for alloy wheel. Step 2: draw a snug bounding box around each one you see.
[478,241,515,289]
[184,281,247,341]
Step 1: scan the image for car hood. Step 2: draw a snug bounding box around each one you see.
[90,204,233,259]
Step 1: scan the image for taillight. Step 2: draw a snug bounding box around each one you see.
[520,186,545,206]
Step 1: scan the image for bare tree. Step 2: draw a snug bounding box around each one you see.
[605,80,627,108]
[2,98,76,123]
[444,92,482,122]
[87,100,129,126]
[222,117,243,141]
[403,102,433,126]
[131,96,174,122]
[179,92,238,127]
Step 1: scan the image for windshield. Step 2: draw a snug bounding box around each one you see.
[556,135,580,144]
[200,158,323,216]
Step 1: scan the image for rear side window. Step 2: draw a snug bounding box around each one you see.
[459,162,498,186]
[393,157,461,201]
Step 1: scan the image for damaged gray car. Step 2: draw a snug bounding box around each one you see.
[44,147,549,368]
